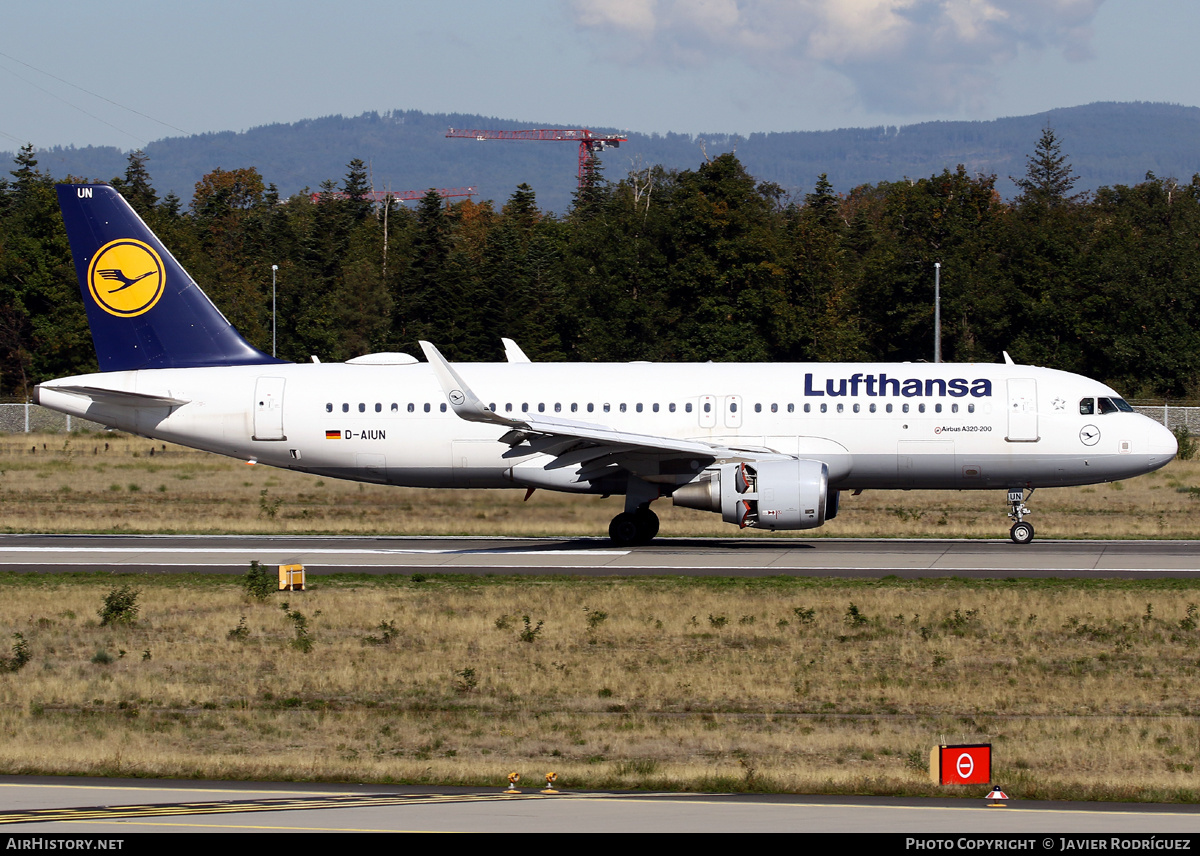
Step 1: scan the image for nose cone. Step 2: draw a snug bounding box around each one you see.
[1146,420,1178,470]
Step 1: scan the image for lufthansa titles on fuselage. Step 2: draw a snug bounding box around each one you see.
[803,373,993,398]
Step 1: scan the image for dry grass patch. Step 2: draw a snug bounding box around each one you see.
[0,574,1197,799]
[0,432,1197,538]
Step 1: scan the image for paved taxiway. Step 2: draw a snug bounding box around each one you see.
[0,534,1198,578]
[2,778,1199,833]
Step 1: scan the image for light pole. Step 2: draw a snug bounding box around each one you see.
[271,264,278,357]
[934,262,941,364]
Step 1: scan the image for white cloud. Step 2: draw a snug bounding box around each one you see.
[570,0,1105,114]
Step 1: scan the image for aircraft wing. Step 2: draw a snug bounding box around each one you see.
[419,342,777,481]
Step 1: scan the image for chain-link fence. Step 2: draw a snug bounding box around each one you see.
[0,402,106,434]
[1129,403,1200,434]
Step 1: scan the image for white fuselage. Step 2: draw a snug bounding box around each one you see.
[35,360,1178,496]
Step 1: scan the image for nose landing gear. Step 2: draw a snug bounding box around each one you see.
[1007,488,1035,544]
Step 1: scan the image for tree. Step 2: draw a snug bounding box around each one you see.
[1014,126,1080,209]
[110,150,158,218]
[191,167,266,218]
[0,146,94,392]
[341,158,373,222]
[571,152,608,218]
[804,173,841,229]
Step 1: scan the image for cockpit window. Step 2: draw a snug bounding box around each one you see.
[1113,398,1134,412]
[1097,398,1118,415]
[1079,398,1094,415]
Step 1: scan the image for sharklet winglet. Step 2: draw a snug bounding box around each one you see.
[419,341,520,428]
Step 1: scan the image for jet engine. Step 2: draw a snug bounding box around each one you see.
[671,460,835,530]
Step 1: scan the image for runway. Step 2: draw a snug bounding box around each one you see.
[1,777,1198,834]
[0,534,1198,578]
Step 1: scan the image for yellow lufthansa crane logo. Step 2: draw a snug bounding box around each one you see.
[87,239,166,317]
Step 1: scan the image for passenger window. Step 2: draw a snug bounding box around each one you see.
[391,403,399,412]
[703,402,711,413]
[407,403,414,413]
[802,403,809,413]
[755,403,763,413]
[653,403,659,413]
[342,403,349,412]
[522,403,529,413]
[375,403,382,413]
[636,403,643,413]
[918,403,926,413]
[505,403,513,412]
[1079,398,1094,416]
[852,403,860,413]
[869,403,876,413]
[951,403,958,413]
[571,403,577,412]
[669,403,676,413]
[620,403,627,413]
[686,403,693,413]
[788,404,795,413]
[604,404,611,413]
[837,403,844,413]
[886,403,893,413]
[440,403,447,412]
[771,403,777,413]
[359,403,366,413]
[554,403,561,412]
[587,403,594,413]
[902,404,910,413]
[968,403,975,413]
[820,403,828,413]
[424,403,431,413]
[325,403,333,413]
[935,403,942,413]
[729,402,736,413]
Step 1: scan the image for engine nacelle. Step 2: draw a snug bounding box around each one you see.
[672,459,831,530]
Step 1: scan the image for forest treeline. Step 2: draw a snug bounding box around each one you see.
[1,129,1198,399]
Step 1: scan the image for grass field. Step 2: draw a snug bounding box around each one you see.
[0,573,1197,800]
[0,431,1198,539]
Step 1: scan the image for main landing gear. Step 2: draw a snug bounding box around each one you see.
[609,476,661,547]
[609,506,659,547]
[1007,488,1035,544]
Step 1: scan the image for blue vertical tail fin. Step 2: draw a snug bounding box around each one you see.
[57,183,283,372]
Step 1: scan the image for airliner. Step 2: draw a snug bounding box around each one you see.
[35,184,1178,545]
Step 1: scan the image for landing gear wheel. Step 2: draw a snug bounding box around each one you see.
[609,508,659,546]
[609,512,641,546]
[633,507,660,542]
[1010,521,1035,545]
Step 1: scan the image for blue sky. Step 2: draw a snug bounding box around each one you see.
[1,0,1196,152]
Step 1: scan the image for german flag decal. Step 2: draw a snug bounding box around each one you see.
[325,430,341,439]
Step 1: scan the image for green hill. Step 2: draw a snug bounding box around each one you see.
[13,102,1200,213]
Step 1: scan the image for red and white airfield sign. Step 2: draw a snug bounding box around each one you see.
[930,743,991,785]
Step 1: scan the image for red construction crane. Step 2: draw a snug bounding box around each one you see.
[309,187,477,205]
[445,128,628,188]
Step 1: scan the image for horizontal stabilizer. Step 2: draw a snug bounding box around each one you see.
[36,384,189,408]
